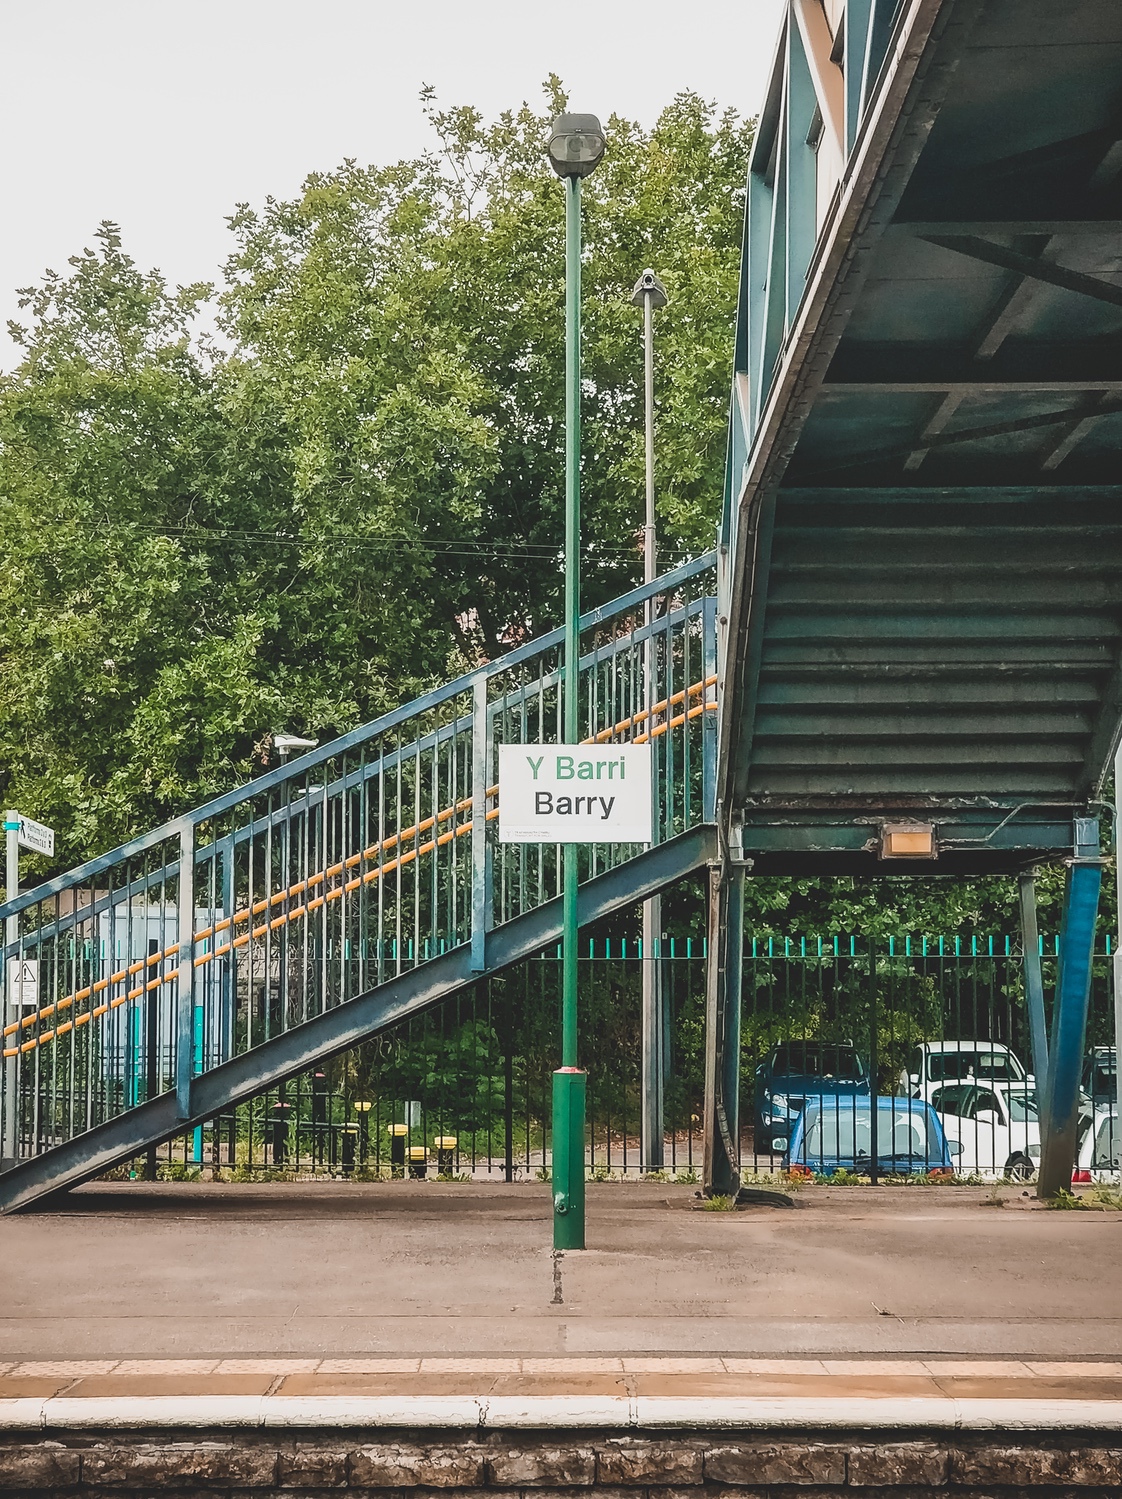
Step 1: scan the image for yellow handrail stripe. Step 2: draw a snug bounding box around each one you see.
[6,681,717,1057]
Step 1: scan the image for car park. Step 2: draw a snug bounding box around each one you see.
[786,1096,957,1178]
[931,1080,1040,1179]
[753,1041,869,1149]
[905,1040,1031,1104]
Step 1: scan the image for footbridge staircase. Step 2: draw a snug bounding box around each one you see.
[0,562,717,1212]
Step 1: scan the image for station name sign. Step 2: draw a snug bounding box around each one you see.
[498,745,652,844]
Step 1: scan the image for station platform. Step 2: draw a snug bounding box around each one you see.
[4,1180,1120,1363]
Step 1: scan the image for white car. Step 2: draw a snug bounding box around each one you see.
[930,1080,1040,1180]
[906,1041,1032,1105]
[1074,1106,1118,1185]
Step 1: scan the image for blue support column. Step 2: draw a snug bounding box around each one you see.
[1017,872,1050,1095]
[1037,819,1103,1199]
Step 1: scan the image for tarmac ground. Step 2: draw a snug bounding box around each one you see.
[3,1179,1121,1365]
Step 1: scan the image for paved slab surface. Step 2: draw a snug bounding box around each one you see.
[4,1180,1120,1361]
[1,1356,1122,1400]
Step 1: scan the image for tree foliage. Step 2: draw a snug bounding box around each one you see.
[0,86,751,866]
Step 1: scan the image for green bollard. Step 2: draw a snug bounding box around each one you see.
[552,1067,586,1249]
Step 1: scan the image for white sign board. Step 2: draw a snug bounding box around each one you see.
[11,960,38,1007]
[498,744,652,844]
[16,815,54,857]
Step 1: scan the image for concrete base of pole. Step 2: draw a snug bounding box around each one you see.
[551,1068,586,1250]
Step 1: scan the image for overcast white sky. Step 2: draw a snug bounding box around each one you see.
[2,0,785,367]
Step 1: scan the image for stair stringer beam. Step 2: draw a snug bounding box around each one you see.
[0,826,716,1214]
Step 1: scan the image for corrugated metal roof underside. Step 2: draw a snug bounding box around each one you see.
[749,487,1122,801]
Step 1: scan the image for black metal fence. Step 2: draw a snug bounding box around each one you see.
[136,930,1117,1184]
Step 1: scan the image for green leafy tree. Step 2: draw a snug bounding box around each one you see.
[0,88,752,869]
[219,81,753,656]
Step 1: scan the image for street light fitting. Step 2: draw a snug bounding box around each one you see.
[630,268,668,309]
[547,113,606,179]
[273,732,319,761]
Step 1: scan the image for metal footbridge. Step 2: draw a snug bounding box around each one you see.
[2,0,1121,1207]
[0,565,717,1212]
[709,0,1122,1197]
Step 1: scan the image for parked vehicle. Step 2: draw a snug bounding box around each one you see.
[931,1080,1040,1179]
[753,1041,869,1149]
[1082,1047,1117,1111]
[1073,1105,1118,1184]
[786,1096,957,1178]
[906,1041,1031,1104]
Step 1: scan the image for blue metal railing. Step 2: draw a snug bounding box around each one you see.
[0,555,717,1165]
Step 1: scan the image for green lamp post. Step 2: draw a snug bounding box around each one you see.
[546,111,606,1250]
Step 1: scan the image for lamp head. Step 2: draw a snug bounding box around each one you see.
[630,268,668,309]
[547,113,606,179]
[273,731,319,761]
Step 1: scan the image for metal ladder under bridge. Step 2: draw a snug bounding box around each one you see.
[0,555,718,1211]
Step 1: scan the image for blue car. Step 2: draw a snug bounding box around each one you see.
[786,1096,958,1178]
[754,1041,870,1149]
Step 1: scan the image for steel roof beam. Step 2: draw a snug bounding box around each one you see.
[914,137,1122,361]
[904,392,962,471]
[826,379,1122,393]
[899,220,1122,236]
[896,122,1122,222]
[801,399,1122,479]
[922,233,1122,311]
[1039,397,1112,471]
[826,345,1122,386]
[973,260,1045,360]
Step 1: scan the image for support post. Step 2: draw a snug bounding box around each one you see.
[220,837,235,1068]
[1115,947,1122,1189]
[703,859,745,1197]
[641,895,664,1172]
[470,674,489,973]
[175,819,196,1121]
[2,812,18,1168]
[702,594,718,822]
[553,170,586,1250]
[1018,872,1050,1093]
[640,276,663,1174]
[1115,741,1122,1186]
[1037,818,1103,1199]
